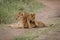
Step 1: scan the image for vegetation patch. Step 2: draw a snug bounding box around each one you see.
[0,0,45,24]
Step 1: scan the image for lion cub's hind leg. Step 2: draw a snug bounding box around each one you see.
[35,21,47,28]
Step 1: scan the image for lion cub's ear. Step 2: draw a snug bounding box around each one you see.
[18,12,23,16]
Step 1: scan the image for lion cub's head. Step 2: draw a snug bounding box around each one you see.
[16,11,23,20]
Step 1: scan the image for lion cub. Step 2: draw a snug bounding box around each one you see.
[26,12,47,28]
[23,12,47,28]
[10,11,24,29]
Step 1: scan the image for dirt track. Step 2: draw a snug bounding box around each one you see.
[35,0,60,24]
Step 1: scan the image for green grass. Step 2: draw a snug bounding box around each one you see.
[0,0,45,24]
[14,36,33,40]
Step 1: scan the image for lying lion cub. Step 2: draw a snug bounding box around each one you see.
[23,12,47,28]
[26,12,47,28]
[10,11,24,29]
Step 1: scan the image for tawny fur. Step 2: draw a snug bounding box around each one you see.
[27,13,36,28]
[23,12,29,28]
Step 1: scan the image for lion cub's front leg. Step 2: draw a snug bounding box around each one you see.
[27,19,32,28]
